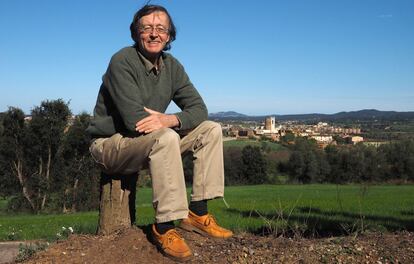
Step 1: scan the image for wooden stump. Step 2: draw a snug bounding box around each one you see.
[97,172,138,235]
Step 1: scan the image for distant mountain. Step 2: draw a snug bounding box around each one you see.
[328,109,414,120]
[208,109,414,122]
[209,111,247,118]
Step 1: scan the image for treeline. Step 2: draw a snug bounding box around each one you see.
[287,137,414,183]
[222,144,286,185]
[1,100,413,214]
[222,137,414,185]
[0,100,99,213]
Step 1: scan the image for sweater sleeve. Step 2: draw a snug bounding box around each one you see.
[103,53,149,132]
[172,61,208,130]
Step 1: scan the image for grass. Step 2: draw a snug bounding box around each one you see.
[0,184,413,240]
[0,211,97,241]
[223,139,285,151]
[212,184,414,236]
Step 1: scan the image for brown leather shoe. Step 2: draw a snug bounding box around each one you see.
[151,224,192,262]
[180,210,233,239]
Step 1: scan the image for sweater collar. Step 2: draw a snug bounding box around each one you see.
[137,50,165,76]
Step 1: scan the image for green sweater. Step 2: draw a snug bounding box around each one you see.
[87,46,208,137]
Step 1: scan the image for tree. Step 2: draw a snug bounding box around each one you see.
[223,147,243,185]
[361,145,385,182]
[344,145,365,182]
[287,137,323,183]
[0,141,18,198]
[302,150,318,183]
[325,144,376,183]
[0,107,38,212]
[260,141,272,153]
[325,145,349,183]
[0,107,31,206]
[241,145,267,184]
[264,151,288,184]
[312,149,330,183]
[281,132,295,144]
[0,112,4,136]
[60,113,99,212]
[28,99,72,211]
[0,100,73,213]
[332,135,346,145]
[288,151,305,182]
[381,140,414,181]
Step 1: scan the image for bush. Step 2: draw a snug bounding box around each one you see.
[7,195,33,213]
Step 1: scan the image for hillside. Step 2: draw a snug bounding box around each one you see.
[209,109,414,122]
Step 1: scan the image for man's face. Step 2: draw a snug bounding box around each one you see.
[137,11,170,60]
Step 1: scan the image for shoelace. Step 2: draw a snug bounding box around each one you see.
[166,229,183,244]
[204,214,218,226]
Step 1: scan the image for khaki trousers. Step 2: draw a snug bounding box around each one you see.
[89,121,224,223]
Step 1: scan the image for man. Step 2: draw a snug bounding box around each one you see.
[86,4,232,262]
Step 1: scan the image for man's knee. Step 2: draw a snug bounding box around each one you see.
[155,127,180,147]
[201,121,222,140]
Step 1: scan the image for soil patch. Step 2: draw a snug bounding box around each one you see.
[0,241,44,264]
[22,227,414,263]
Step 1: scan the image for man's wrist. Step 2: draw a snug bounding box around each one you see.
[169,114,180,128]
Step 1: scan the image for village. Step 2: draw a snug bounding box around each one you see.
[220,116,368,148]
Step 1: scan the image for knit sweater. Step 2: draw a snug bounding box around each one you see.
[86,46,208,137]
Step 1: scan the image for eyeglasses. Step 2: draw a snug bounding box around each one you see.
[139,25,169,35]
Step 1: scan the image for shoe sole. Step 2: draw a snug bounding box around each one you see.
[157,247,192,263]
[179,222,232,239]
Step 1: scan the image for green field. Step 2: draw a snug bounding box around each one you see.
[0,184,413,241]
[223,139,285,151]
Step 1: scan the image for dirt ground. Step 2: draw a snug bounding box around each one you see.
[21,227,414,264]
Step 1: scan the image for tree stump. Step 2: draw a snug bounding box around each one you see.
[97,172,138,235]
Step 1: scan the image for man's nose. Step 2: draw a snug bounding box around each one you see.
[149,29,159,37]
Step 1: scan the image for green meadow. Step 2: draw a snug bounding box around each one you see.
[0,184,413,241]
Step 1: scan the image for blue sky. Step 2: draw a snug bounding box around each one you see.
[0,0,413,115]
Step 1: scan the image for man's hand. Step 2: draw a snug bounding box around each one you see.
[135,107,179,134]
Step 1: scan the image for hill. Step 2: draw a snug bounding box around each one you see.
[208,111,247,119]
[209,109,414,122]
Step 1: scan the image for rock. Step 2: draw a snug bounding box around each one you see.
[309,245,314,251]
[248,248,254,255]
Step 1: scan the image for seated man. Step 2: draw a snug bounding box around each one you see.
[86,4,232,262]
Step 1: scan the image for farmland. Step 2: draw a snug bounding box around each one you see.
[1,184,413,241]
